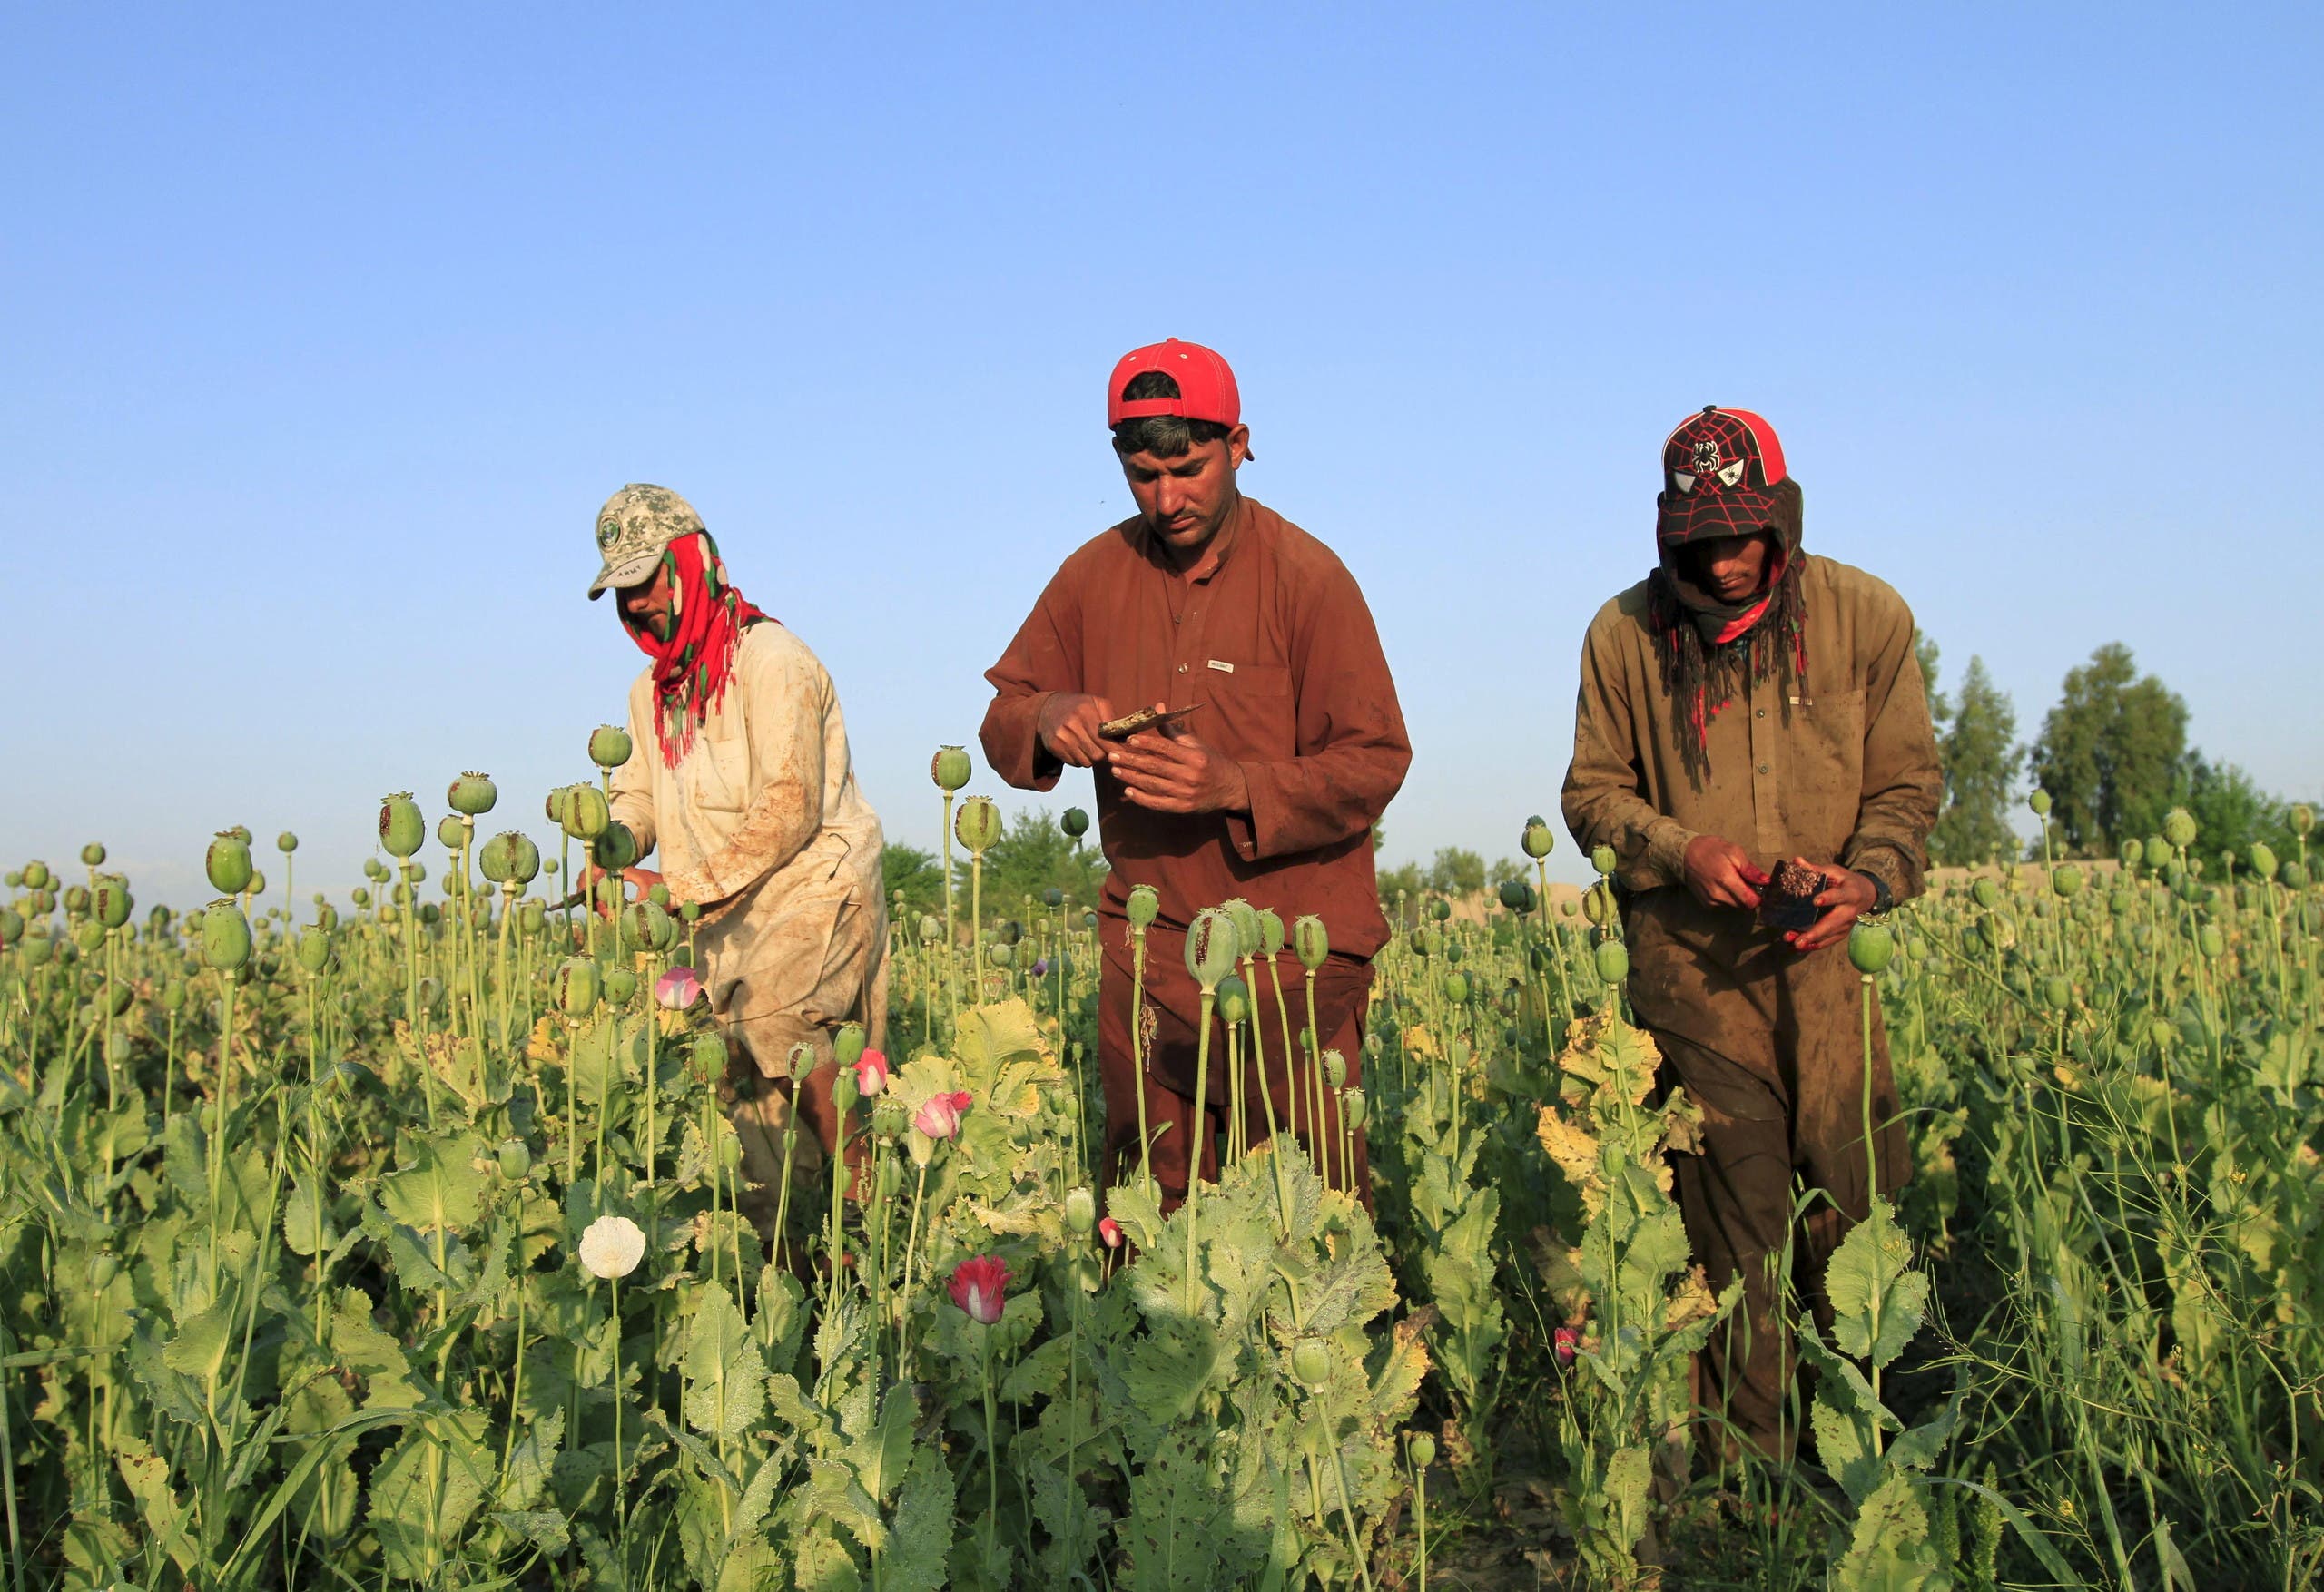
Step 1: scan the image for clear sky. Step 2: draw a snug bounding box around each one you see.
[9,3,2319,908]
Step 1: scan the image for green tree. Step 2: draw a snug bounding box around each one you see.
[2169,755,2298,875]
[1928,654,2023,867]
[1424,846,1486,898]
[882,842,947,923]
[1376,859,1425,909]
[2027,643,2187,856]
[954,806,1108,921]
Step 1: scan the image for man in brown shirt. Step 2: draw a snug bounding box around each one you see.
[1561,405,1942,1460]
[980,339,1410,1207]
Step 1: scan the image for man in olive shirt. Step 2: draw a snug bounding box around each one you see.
[1561,406,1942,1460]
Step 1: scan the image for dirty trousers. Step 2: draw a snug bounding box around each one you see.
[1098,942,1374,1211]
[712,894,890,1234]
[1650,1010,1906,1462]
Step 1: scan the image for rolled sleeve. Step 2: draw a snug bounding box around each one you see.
[979,578,1078,793]
[1562,614,1692,892]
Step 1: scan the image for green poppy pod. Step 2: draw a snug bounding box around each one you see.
[2042,973,2072,1010]
[478,830,525,885]
[562,784,611,841]
[1590,843,1618,876]
[1847,922,1895,975]
[1443,938,1462,965]
[1064,1186,1095,1236]
[2028,789,2053,818]
[1406,925,1429,957]
[2198,923,2224,959]
[1084,910,1098,929]
[435,814,467,851]
[591,822,639,873]
[1249,908,1285,958]
[1185,907,1239,990]
[1409,1432,1438,1469]
[519,899,547,935]
[1291,1338,1333,1390]
[1322,1047,1347,1088]
[1972,878,2001,909]
[1581,883,1609,926]
[379,793,426,858]
[22,860,49,890]
[245,869,266,898]
[957,794,1003,853]
[1219,899,1260,959]
[678,898,699,921]
[2293,803,2316,838]
[1293,914,1329,970]
[419,902,440,926]
[545,785,572,827]
[496,1139,530,1180]
[379,903,400,925]
[833,1022,867,1066]
[351,887,371,909]
[1043,887,1064,908]
[2,870,15,889]
[0,909,19,948]
[1421,923,1446,960]
[18,932,54,968]
[1428,898,1452,923]
[447,771,497,816]
[1442,971,1470,1004]
[1061,807,1089,838]
[94,876,132,929]
[276,831,298,855]
[1127,883,1161,929]
[297,927,333,973]
[2248,842,2280,882]
[831,1066,859,1117]
[206,833,254,895]
[2053,865,2084,900]
[2162,807,2197,850]
[2283,861,2311,890]
[589,725,634,771]
[917,914,943,944]
[691,1030,728,1085]
[601,965,637,1007]
[1216,973,1250,1024]
[620,899,672,954]
[202,900,251,971]
[81,843,106,867]
[1498,879,1536,914]
[989,941,1015,968]
[931,745,972,791]
[63,884,91,917]
[553,958,599,1017]
[1593,939,1630,984]
[363,857,387,881]
[1522,815,1555,860]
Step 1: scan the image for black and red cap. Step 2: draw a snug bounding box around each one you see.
[1655,406,1792,546]
[1107,338,1242,428]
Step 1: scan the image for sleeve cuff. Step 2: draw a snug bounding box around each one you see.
[1643,819,1698,888]
[1842,844,1909,903]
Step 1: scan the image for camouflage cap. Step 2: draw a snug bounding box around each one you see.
[588,484,705,599]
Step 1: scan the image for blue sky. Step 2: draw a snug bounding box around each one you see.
[8,3,2319,907]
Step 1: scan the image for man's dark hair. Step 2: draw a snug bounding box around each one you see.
[1109,371,1232,458]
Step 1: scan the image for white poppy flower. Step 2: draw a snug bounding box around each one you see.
[578,1214,645,1279]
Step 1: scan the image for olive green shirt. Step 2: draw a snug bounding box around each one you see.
[1561,554,1942,904]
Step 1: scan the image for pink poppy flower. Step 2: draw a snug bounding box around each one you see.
[948,1254,1010,1324]
[654,965,704,1010]
[1098,1216,1124,1250]
[914,1090,973,1141]
[853,1049,889,1097]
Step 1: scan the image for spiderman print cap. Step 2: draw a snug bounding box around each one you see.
[1654,406,1792,546]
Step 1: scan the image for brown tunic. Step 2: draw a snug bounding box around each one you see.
[980,495,1411,973]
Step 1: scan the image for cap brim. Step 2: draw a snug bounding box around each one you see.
[588,552,662,599]
[1656,487,1782,545]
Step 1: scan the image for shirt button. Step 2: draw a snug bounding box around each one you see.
[1758,762,1770,774]
[1177,663,1187,673]
[1756,707,1765,718]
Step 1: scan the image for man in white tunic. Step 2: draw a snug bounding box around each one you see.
[586,484,886,1222]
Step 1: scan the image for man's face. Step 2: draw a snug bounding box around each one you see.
[1120,426,1251,563]
[618,562,675,640]
[1677,532,1776,604]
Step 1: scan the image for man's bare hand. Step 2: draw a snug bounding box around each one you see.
[1111,724,1250,815]
[1682,834,1769,910]
[1037,693,1118,769]
[578,864,663,917]
[1787,862,1877,954]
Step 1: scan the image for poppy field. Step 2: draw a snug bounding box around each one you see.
[0,741,2317,1589]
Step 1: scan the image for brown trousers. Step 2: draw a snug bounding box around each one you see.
[1098,935,1374,1211]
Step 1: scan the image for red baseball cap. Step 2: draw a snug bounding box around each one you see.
[1107,338,1242,427]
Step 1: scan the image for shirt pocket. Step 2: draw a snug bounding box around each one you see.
[1201,660,1295,760]
[1782,687,1865,849]
[690,738,753,813]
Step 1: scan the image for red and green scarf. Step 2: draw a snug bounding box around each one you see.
[618,531,774,767]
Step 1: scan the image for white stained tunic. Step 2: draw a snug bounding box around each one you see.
[607,623,886,1056]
